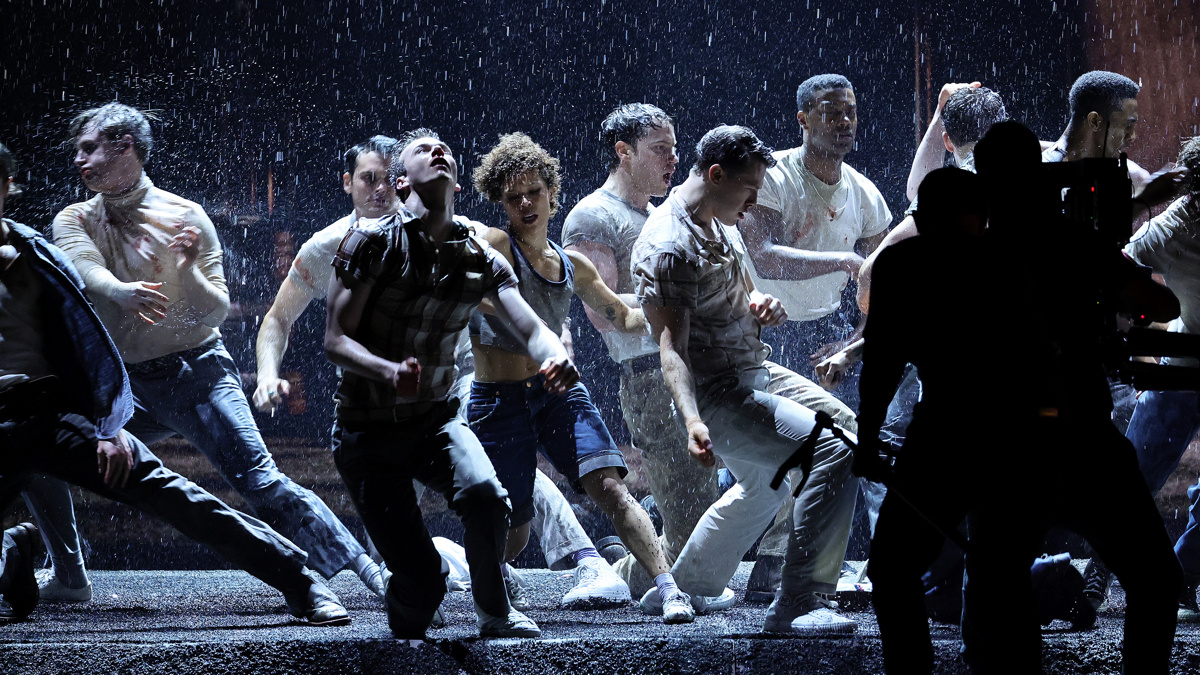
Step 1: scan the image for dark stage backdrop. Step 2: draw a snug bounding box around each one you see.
[3,0,1194,569]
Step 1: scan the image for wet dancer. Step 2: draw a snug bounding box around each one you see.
[732,73,889,599]
[468,132,670,615]
[0,142,349,627]
[632,125,858,634]
[561,104,737,608]
[1122,136,1200,622]
[23,103,382,604]
[326,129,576,638]
[255,135,615,609]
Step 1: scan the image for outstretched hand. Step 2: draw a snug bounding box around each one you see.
[1138,166,1189,208]
[114,280,169,324]
[170,225,202,269]
[815,347,859,391]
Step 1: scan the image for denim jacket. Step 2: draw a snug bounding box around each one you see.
[4,219,133,438]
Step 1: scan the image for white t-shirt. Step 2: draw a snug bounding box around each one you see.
[747,147,892,321]
[1124,196,1200,366]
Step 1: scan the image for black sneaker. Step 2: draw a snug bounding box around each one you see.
[1081,557,1112,612]
[745,554,783,604]
[1179,583,1200,623]
[0,523,39,622]
[1030,553,1096,630]
[595,536,629,566]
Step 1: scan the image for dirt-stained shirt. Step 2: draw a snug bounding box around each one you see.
[52,174,227,363]
[632,189,770,388]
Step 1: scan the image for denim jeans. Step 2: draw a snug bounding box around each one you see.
[670,367,857,600]
[1127,388,1200,583]
[24,340,366,579]
[332,401,512,630]
[2,398,312,599]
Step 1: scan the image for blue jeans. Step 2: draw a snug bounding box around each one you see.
[1126,388,1200,583]
[25,340,366,579]
[468,376,626,527]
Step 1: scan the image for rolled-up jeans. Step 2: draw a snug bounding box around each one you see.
[24,339,366,579]
[670,366,857,599]
[1126,388,1200,584]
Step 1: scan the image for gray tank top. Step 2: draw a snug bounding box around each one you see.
[469,234,575,355]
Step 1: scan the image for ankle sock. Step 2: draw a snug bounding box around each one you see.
[570,547,603,565]
[656,573,679,602]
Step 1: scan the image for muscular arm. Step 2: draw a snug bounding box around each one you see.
[857,216,919,313]
[324,274,414,387]
[569,250,647,334]
[739,205,863,280]
[643,304,714,465]
[565,241,636,333]
[254,277,315,411]
[908,119,949,202]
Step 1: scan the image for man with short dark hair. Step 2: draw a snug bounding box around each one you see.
[0,140,350,628]
[25,103,382,603]
[632,124,858,635]
[325,129,578,638]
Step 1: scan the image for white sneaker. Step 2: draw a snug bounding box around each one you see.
[639,585,735,615]
[561,558,631,609]
[35,568,92,603]
[476,606,542,638]
[504,565,530,611]
[660,588,695,624]
[763,592,857,635]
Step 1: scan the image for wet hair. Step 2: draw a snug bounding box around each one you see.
[68,103,154,163]
[974,121,1042,178]
[1178,136,1200,196]
[1068,71,1140,129]
[473,133,563,217]
[942,87,1008,147]
[0,143,21,198]
[600,103,674,171]
[913,168,986,237]
[344,135,398,176]
[692,125,776,177]
[388,128,442,183]
[796,74,854,113]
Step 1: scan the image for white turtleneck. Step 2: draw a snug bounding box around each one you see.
[52,173,229,363]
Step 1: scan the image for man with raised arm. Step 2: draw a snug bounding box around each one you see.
[324,129,578,639]
[255,135,618,610]
[632,125,858,635]
[25,103,383,604]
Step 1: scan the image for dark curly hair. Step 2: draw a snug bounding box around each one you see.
[473,133,563,217]
[68,103,156,163]
[1179,136,1200,196]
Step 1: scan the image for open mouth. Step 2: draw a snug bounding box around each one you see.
[431,158,451,172]
[521,213,539,225]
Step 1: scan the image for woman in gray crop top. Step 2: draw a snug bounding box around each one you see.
[464,134,697,624]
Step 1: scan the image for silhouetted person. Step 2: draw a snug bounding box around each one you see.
[987,121,1177,673]
[859,166,1042,674]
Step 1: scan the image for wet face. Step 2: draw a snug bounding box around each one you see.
[628,123,679,198]
[501,169,553,237]
[74,126,140,194]
[343,151,398,219]
[396,137,457,193]
[799,88,858,158]
[711,161,767,225]
[1102,98,1139,157]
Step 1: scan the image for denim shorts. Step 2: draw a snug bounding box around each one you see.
[468,375,627,527]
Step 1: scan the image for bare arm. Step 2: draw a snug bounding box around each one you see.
[569,249,647,334]
[253,277,315,411]
[489,284,579,394]
[643,303,714,466]
[739,205,864,280]
[565,241,636,333]
[857,216,919,313]
[324,273,419,395]
[907,82,981,200]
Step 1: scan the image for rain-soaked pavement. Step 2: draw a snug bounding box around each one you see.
[3,562,1200,675]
